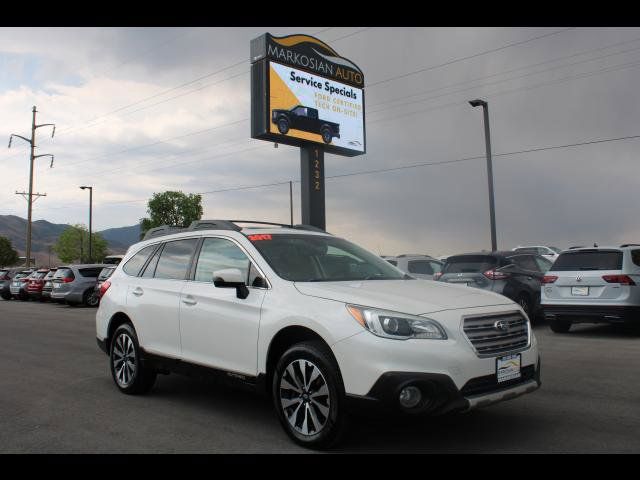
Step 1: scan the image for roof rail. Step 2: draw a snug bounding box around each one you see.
[143,225,185,240]
[142,220,330,241]
[187,220,242,232]
[620,244,640,248]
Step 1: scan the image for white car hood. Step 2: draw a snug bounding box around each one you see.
[294,279,514,315]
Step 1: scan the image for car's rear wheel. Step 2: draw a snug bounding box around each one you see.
[110,323,156,394]
[84,289,99,307]
[1,293,11,300]
[277,118,289,134]
[549,318,572,333]
[272,341,347,449]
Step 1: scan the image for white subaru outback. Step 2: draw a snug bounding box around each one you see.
[96,220,540,448]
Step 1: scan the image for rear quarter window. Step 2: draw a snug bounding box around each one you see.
[79,268,104,278]
[551,250,623,271]
[123,245,158,276]
[632,250,640,267]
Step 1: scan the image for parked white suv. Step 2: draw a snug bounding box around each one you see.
[513,245,562,262]
[383,254,443,280]
[96,220,540,448]
[541,245,640,333]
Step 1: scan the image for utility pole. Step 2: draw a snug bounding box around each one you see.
[80,186,93,262]
[8,106,56,267]
[289,180,293,226]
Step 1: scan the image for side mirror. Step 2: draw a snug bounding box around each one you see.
[213,268,249,299]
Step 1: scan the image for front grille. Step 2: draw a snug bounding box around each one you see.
[461,365,536,397]
[463,311,529,357]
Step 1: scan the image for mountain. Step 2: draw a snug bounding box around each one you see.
[0,215,140,263]
[99,224,141,251]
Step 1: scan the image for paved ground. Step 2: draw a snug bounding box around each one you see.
[1,299,639,453]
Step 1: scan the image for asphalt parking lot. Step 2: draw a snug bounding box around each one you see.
[1,300,639,453]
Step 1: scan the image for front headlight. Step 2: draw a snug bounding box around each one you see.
[346,305,447,340]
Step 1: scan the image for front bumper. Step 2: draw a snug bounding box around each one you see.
[543,304,640,323]
[346,358,541,416]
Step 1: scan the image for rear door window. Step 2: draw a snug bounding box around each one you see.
[552,250,623,271]
[123,245,158,276]
[443,256,497,273]
[154,238,199,280]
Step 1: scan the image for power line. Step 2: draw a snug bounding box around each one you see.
[37,133,640,212]
[367,37,640,112]
[366,28,575,88]
[365,55,640,127]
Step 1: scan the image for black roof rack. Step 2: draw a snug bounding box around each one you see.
[620,244,640,248]
[142,220,329,241]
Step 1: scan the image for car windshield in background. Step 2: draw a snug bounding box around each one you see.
[550,247,562,254]
[551,250,623,271]
[248,234,407,282]
[443,255,497,273]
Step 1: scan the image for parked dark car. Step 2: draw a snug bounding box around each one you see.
[0,267,23,300]
[41,268,58,301]
[436,251,553,320]
[271,105,340,144]
[91,266,116,307]
[9,269,35,300]
[26,269,51,301]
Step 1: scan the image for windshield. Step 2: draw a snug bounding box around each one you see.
[248,234,407,282]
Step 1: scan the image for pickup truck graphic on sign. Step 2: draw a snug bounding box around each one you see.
[271,105,340,144]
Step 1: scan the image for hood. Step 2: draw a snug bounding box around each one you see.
[294,279,514,315]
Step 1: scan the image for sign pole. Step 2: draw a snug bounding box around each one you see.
[300,144,325,230]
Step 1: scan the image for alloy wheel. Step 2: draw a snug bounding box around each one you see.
[279,359,330,436]
[112,333,137,387]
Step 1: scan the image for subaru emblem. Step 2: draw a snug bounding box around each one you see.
[494,320,509,332]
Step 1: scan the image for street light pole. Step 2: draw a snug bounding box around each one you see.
[469,99,497,252]
[80,186,93,262]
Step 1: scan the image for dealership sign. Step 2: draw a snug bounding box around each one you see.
[250,33,366,156]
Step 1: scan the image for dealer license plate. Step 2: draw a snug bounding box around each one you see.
[571,286,589,296]
[496,354,521,383]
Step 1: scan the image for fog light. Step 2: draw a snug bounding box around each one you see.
[399,386,422,408]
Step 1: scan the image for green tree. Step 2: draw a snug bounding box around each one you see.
[53,224,108,263]
[140,191,203,238]
[0,236,20,267]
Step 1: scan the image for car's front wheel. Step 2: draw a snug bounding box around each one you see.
[272,341,347,449]
[549,318,572,333]
[110,323,156,394]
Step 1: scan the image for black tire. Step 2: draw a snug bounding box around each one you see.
[19,292,29,301]
[109,323,156,395]
[272,340,347,450]
[516,293,532,319]
[277,118,290,135]
[549,318,572,333]
[84,289,99,307]
[1,293,11,300]
[321,127,332,144]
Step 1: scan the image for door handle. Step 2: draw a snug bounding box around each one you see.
[131,287,144,296]
[182,295,197,306]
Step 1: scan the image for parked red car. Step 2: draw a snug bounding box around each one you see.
[27,269,51,301]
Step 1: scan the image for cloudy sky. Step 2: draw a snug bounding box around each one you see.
[1,26,640,256]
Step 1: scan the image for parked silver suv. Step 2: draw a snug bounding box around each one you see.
[383,254,443,280]
[50,264,109,306]
[541,245,640,332]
